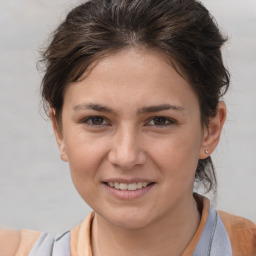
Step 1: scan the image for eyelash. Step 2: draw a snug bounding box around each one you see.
[81,116,109,127]
[146,116,176,127]
[81,116,176,128]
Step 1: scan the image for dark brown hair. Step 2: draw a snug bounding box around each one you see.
[40,0,230,192]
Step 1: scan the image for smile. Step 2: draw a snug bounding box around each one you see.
[107,182,152,191]
[103,180,155,200]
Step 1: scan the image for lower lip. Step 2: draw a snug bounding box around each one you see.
[103,183,155,200]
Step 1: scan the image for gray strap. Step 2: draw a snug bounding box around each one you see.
[28,233,55,256]
[209,214,233,255]
[193,205,232,256]
[52,231,71,256]
[29,206,232,256]
[28,231,71,256]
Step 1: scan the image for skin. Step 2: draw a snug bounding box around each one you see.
[0,230,20,256]
[51,48,226,256]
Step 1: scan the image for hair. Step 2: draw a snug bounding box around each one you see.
[40,0,230,193]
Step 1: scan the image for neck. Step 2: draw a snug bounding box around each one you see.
[91,194,201,256]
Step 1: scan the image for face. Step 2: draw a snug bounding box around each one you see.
[54,48,211,229]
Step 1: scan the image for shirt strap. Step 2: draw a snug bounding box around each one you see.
[28,231,71,256]
[193,205,232,256]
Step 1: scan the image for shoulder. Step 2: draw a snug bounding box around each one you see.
[0,229,41,256]
[0,229,20,256]
[218,211,256,256]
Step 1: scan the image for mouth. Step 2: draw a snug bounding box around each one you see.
[105,181,154,191]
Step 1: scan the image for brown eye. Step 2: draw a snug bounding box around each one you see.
[147,117,174,126]
[153,117,167,125]
[82,116,108,126]
[91,117,104,125]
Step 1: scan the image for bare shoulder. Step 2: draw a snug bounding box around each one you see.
[0,229,21,256]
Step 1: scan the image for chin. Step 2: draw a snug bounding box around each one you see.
[111,217,151,230]
[99,208,154,230]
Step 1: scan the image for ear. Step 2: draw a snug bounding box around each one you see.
[50,109,68,162]
[199,101,226,159]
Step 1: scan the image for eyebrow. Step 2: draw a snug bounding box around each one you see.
[73,103,184,115]
[73,103,118,115]
[138,104,184,114]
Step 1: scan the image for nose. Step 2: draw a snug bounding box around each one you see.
[108,125,146,169]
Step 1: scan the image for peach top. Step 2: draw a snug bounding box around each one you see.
[15,197,256,256]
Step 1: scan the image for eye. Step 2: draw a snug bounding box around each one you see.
[147,117,175,126]
[82,116,109,126]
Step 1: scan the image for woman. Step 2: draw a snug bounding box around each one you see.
[1,0,255,255]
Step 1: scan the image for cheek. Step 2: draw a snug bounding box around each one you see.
[64,132,109,185]
[66,141,106,204]
[148,130,202,178]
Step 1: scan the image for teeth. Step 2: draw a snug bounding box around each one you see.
[142,182,147,188]
[107,182,151,190]
[114,182,120,189]
[119,183,128,190]
[137,182,142,189]
[127,183,137,191]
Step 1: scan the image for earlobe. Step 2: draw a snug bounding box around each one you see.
[199,102,226,159]
[49,109,69,162]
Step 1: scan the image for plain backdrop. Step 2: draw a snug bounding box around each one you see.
[0,0,255,233]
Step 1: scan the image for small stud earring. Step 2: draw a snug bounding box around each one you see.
[205,150,209,154]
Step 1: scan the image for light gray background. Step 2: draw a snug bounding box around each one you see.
[0,0,255,233]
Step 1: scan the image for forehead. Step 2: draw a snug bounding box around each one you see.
[82,48,186,86]
[63,48,199,112]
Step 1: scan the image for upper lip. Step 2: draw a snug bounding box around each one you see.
[103,178,154,184]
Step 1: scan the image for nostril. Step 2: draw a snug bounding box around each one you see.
[108,147,147,169]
